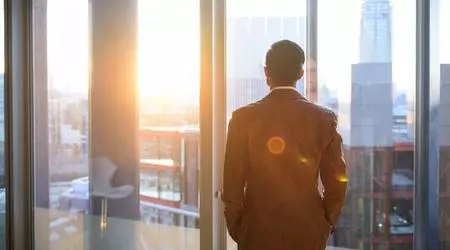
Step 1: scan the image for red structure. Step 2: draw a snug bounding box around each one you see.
[440,147,450,246]
[340,142,414,249]
[138,127,200,227]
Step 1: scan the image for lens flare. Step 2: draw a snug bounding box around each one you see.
[267,136,286,154]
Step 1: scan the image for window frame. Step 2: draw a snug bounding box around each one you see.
[200,0,214,249]
[5,0,35,249]
[415,0,439,249]
[0,0,443,249]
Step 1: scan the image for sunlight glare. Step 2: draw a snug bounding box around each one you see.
[138,0,199,100]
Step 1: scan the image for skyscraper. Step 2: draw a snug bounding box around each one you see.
[227,16,306,115]
[349,0,393,147]
[359,0,392,63]
[343,0,413,248]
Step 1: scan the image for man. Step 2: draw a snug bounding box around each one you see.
[222,40,348,250]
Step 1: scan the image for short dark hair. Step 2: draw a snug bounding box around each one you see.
[265,40,305,86]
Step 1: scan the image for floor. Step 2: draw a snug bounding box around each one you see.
[35,208,354,250]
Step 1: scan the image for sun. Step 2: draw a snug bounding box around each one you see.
[137,0,199,100]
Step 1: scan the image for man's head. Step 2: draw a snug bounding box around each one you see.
[264,40,305,88]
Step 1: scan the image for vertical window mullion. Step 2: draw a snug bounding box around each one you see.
[213,0,226,249]
[414,0,436,249]
[200,0,214,248]
[5,0,34,249]
[306,0,318,102]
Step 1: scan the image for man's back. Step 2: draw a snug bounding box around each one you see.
[222,88,348,250]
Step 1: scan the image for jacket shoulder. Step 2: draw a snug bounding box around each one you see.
[231,101,260,118]
[311,103,338,129]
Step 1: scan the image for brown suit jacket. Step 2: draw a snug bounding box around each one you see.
[222,89,348,250]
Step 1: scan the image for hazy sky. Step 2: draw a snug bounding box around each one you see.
[37,0,450,101]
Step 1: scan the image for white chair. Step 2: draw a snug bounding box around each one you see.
[91,157,134,236]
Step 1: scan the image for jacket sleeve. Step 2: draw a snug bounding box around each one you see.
[319,111,348,227]
[222,111,249,242]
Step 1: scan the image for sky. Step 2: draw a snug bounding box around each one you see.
[0,0,446,102]
[138,0,199,99]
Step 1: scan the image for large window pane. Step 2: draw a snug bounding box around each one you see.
[33,0,201,249]
[226,1,306,249]
[318,0,415,249]
[226,0,306,117]
[225,0,415,250]
[435,0,450,248]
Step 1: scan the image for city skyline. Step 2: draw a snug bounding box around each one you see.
[0,0,449,100]
[40,0,425,101]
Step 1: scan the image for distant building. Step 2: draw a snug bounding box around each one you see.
[227,16,306,115]
[440,64,450,245]
[359,0,392,63]
[338,0,414,248]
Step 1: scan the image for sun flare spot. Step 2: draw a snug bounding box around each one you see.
[337,175,349,183]
[267,136,286,154]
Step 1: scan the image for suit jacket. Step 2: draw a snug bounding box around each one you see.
[222,89,348,250]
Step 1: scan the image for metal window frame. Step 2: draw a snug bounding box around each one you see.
[212,0,226,249]
[415,0,442,248]
[306,0,318,102]
[414,0,439,249]
[200,0,214,249]
[428,0,441,248]
[4,0,34,249]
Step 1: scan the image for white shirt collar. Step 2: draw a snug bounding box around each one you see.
[270,86,297,92]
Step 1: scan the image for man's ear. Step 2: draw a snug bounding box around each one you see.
[264,67,269,78]
[297,68,304,80]
[264,67,272,86]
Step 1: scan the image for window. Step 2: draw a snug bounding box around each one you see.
[318,0,415,248]
[5,0,438,249]
[140,168,181,202]
[226,0,415,249]
[226,0,306,249]
[33,0,200,249]
[434,0,450,248]
[226,0,306,117]
[159,170,181,202]
[140,170,158,198]
[140,133,181,165]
